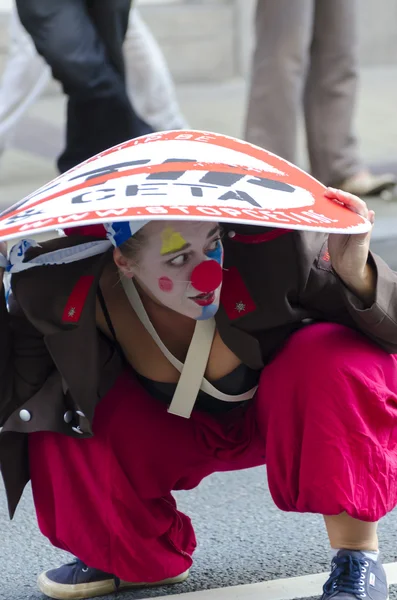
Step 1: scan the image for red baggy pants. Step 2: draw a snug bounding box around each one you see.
[29,324,397,582]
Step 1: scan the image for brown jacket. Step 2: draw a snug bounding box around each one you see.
[1,224,397,518]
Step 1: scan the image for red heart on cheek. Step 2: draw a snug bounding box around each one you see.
[190,260,223,293]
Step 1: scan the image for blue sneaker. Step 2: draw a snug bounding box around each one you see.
[321,550,388,599]
[37,558,189,599]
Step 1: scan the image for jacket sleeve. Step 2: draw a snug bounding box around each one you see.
[295,231,397,353]
[0,288,54,426]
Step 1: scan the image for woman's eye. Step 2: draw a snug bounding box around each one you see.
[207,238,221,252]
[168,253,189,267]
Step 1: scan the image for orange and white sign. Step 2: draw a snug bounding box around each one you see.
[0,130,371,242]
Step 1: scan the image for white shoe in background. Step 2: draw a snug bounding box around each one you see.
[337,170,396,197]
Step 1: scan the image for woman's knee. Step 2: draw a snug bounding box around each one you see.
[257,322,397,418]
[280,322,389,374]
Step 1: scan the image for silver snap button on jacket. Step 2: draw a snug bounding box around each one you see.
[63,411,73,424]
[72,426,84,435]
[19,409,32,422]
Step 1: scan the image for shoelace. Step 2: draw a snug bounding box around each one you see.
[323,555,369,598]
[70,557,120,586]
[66,558,90,573]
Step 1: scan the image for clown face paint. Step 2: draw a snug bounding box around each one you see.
[127,221,224,320]
[160,227,188,256]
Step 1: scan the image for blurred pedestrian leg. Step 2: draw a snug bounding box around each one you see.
[15,0,152,173]
[124,9,188,131]
[245,0,395,196]
[0,3,186,159]
[246,0,315,166]
[0,4,49,156]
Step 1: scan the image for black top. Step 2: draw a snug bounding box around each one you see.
[135,363,259,414]
[97,287,260,414]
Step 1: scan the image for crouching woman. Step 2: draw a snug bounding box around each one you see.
[0,188,396,600]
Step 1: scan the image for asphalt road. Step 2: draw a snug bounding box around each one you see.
[1,465,397,600]
[371,238,397,270]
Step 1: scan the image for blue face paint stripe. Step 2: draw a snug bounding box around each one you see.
[206,240,223,264]
[197,303,219,321]
[197,240,223,320]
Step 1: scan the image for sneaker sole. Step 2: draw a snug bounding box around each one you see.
[37,569,190,600]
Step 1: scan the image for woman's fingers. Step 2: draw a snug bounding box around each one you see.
[324,187,369,219]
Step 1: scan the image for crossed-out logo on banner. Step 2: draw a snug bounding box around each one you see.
[0,131,369,238]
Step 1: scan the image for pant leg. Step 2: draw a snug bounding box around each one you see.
[29,370,265,582]
[87,0,154,135]
[0,6,49,148]
[244,0,315,162]
[86,0,130,77]
[255,323,397,522]
[304,0,362,185]
[124,8,189,131]
[15,0,152,173]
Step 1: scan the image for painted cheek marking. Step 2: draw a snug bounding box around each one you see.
[158,276,174,292]
[160,227,187,255]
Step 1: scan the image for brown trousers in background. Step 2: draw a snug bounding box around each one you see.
[245,0,362,186]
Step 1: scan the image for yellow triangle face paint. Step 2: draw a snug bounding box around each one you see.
[160,226,188,255]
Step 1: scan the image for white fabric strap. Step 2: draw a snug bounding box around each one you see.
[168,318,216,418]
[120,276,257,417]
[121,274,184,371]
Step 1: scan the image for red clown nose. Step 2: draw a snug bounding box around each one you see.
[190,260,223,293]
